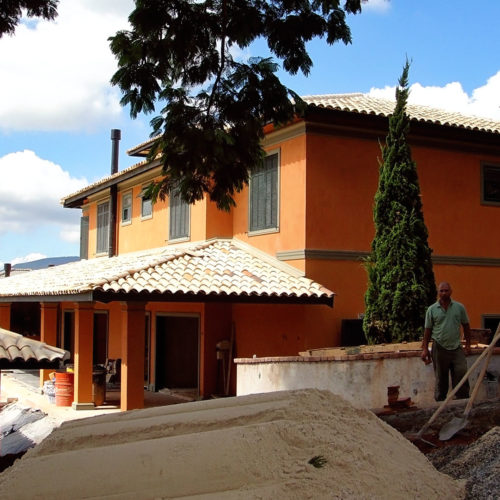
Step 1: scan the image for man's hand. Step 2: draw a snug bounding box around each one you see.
[421,347,432,365]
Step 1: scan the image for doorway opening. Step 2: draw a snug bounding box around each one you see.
[61,310,75,362]
[155,314,199,397]
[93,311,108,366]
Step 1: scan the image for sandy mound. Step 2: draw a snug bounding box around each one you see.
[0,389,463,499]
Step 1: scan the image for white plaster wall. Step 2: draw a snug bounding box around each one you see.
[236,354,500,409]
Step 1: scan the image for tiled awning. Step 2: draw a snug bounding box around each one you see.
[0,239,334,306]
[0,328,69,369]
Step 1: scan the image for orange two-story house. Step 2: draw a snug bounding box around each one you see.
[1,93,500,410]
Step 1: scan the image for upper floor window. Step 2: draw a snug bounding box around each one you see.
[96,201,109,254]
[121,192,132,224]
[169,190,190,240]
[482,163,500,205]
[249,152,279,233]
[141,187,153,219]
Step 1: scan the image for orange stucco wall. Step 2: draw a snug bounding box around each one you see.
[117,184,168,254]
[231,302,336,358]
[233,135,307,257]
[305,133,378,250]
[302,130,500,339]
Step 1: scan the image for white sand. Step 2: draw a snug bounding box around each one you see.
[0,389,464,499]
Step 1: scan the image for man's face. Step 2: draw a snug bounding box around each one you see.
[438,283,452,302]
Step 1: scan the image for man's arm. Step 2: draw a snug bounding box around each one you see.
[421,327,432,364]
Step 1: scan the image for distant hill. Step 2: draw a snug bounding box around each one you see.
[12,256,79,270]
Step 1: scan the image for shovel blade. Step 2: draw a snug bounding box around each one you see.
[439,416,468,441]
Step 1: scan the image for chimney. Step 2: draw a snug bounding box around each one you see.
[110,129,121,174]
[4,263,11,277]
[109,129,121,257]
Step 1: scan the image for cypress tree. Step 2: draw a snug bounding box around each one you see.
[363,61,436,344]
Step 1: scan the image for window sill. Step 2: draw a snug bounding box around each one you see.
[248,227,279,237]
[121,220,132,226]
[141,214,153,221]
[168,236,190,244]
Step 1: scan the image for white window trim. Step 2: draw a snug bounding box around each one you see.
[121,191,133,225]
[248,148,280,236]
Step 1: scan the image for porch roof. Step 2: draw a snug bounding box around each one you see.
[0,239,334,306]
[0,327,69,369]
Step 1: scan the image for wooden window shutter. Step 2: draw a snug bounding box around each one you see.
[169,192,189,240]
[96,201,110,254]
[250,153,278,231]
[80,216,89,259]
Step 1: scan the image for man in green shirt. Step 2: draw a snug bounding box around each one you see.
[421,281,471,401]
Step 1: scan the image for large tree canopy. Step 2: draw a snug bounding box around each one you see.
[0,0,58,37]
[363,61,436,345]
[110,0,364,209]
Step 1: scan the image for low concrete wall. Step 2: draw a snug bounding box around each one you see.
[235,348,500,409]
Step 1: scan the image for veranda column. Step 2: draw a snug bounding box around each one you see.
[72,302,95,410]
[0,303,11,330]
[39,302,60,388]
[121,301,146,411]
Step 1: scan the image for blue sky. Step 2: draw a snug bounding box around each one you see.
[1,0,500,266]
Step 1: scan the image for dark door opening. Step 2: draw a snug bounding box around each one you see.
[62,311,75,362]
[144,313,151,388]
[93,312,108,366]
[155,315,199,392]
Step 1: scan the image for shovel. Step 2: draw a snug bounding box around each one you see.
[414,322,500,444]
[439,324,499,441]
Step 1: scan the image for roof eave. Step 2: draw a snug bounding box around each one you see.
[62,160,161,208]
[0,292,94,303]
[92,289,334,307]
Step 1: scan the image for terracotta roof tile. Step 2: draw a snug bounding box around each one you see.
[0,239,334,305]
[302,93,500,134]
[0,328,69,364]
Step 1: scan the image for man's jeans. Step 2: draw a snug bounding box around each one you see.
[431,341,470,401]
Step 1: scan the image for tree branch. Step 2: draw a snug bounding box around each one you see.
[207,0,227,115]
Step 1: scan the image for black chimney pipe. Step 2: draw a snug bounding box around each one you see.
[110,129,121,174]
[4,263,11,277]
[109,129,121,257]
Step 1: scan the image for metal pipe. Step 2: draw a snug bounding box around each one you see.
[109,129,121,257]
[110,129,121,174]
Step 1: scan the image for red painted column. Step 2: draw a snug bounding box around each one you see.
[121,302,146,411]
[40,303,60,387]
[72,302,95,410]
[0,303,11,330]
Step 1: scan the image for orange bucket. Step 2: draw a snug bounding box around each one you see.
[55,371,74,407]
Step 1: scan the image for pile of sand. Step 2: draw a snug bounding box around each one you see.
[0,389,463,499]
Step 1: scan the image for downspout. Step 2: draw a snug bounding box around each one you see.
[109,129,121,257]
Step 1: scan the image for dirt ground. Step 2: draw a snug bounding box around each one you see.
[378,399,500,499]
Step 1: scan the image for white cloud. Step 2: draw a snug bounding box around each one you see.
[10,253,47,267]
[369,70,500,120]
[0,150,88,236]
[0,0,135,132]
[362,0,391,12]
[59,225,81,244]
